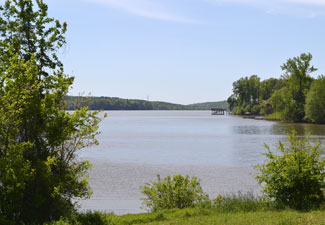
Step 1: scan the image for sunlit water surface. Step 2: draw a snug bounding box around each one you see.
[79,111,325,214]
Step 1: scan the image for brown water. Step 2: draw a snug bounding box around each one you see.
[79,111,325,214]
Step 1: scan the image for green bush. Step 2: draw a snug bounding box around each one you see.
[47,211,114,225]
[141,174,210,212]
[255,131,325,210]
[74,211,113,225]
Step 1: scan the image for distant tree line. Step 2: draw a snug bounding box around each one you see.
[228,53,325,123]
[65,96,228,111]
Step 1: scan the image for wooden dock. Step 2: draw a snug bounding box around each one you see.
[211,108,228,115]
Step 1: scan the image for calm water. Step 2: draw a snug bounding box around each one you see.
[80,111,325,214]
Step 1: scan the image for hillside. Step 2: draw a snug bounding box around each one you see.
[187,101,229,110]
[65,96,228,110]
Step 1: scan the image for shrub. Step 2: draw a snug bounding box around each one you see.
[255,131,325,210]
[46,211,114,225]
[141,175,210,212]
[74,211,113,225]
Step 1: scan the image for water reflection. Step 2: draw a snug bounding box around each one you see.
[270,122,325,137]
[232,120,325,137]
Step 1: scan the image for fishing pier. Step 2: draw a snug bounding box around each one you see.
[211,108,229,115]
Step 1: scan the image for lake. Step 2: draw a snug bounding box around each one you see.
[79,110,325,214]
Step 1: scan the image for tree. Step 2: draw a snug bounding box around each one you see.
[305,76,325,123]
[255,131,325,210]
[279,53,316,121]
[227,94,237,111]
[259,78,283,102]
[0,1,102,224]
[230,75,261,115]
[0,0,67,78]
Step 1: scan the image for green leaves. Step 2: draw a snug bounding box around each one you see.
[141,175,210,212]
[228,53,320,122]
[0,1,102,224]
[0,0,67,78]
[255,131,325,210]
[305,76,325,123]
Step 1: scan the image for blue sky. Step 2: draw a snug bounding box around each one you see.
[44,0,325,104]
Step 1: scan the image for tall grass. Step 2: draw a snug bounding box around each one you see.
[47,192,274,225]
[212,192,267,213]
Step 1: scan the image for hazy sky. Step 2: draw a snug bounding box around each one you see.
[44,0,325,104]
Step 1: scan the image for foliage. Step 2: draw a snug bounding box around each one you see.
[255,131,325,210]
[186,100,228,110]
[227,53,322,122]
[229,75,283,115]
[141,175,210,212]
[227,94,237,111]
[229,75,260,114]
[65,96,229,111]
[259,100,273,115]
[0,0,102,224]
[269,88,287,113]
[278,53,316,121]
[260,78,284,101]
[305,76,325,123]
[53,211,114,225]
[271,87,302,121]
[0,0,67,77]
[46,212,111,225]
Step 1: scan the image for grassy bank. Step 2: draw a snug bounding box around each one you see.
[263,112,282,120]
[50,208,325,225]
[49,192,325,225]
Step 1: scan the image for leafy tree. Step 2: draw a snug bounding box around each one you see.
[141,175,210,212]
[269,88,287,114]
[255,131,325,210]
[259,78,283,102]
[279,53,316,121]
[270,87,303,121]
[230,75,261,115]
[0,0,67,78]
[0,0,102,224]
[227,94,237,111]
[305,76,325,123]
[260,100,273,115]
[248,75,261,105]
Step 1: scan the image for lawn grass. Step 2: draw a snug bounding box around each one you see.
[49,208,325,225]
[115,209,325,225]
[49,193,325,225]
